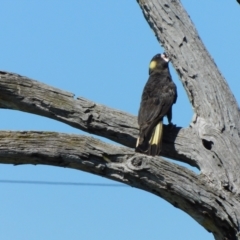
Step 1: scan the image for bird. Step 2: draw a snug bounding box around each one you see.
[135,53,177,156]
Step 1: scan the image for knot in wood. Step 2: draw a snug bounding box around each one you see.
[132,158,143,167]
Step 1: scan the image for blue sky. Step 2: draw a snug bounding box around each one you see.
[0,1,239,239]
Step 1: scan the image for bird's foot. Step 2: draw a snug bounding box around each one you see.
[168,122,176,130]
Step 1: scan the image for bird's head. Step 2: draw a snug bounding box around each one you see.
[149,53,170,75]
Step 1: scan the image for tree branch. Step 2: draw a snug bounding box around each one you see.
[0,130,238,239]
[0,71,137,147]
[136,0,240,194]
[136,0,240,135]
[0,71,199,168]
[2,71,240,191]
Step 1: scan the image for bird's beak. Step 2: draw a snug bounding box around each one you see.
[161,53,170,62]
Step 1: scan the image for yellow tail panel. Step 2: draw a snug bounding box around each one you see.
[149,121,163,156]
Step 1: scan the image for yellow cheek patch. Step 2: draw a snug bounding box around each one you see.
[149,60,157,70]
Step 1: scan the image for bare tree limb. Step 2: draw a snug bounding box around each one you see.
[137,0,240,132]
[0,130,238,239]
[1,69,239,192]
[136,0,240,194]
[0,71,137,147]
[1,66,239,195]
[0,71,200,167]
[134,1,240,238]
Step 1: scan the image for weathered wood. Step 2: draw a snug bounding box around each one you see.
[137,0,240,131]
[0,131,238,239]
[135,1,240,239]
[0,71,199,167]
[0,0,239,239]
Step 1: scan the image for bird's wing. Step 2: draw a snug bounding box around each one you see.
[138,76,176,127]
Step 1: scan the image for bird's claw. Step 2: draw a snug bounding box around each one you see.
[168,122,176,130]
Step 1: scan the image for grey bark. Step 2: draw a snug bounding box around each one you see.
[137,1,240,238]
[0,0,240,239]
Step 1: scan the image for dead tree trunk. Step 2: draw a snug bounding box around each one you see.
[0,1,240,239]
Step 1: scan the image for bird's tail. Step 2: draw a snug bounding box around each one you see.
[136,121,163,156]
[148,121,163,156]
